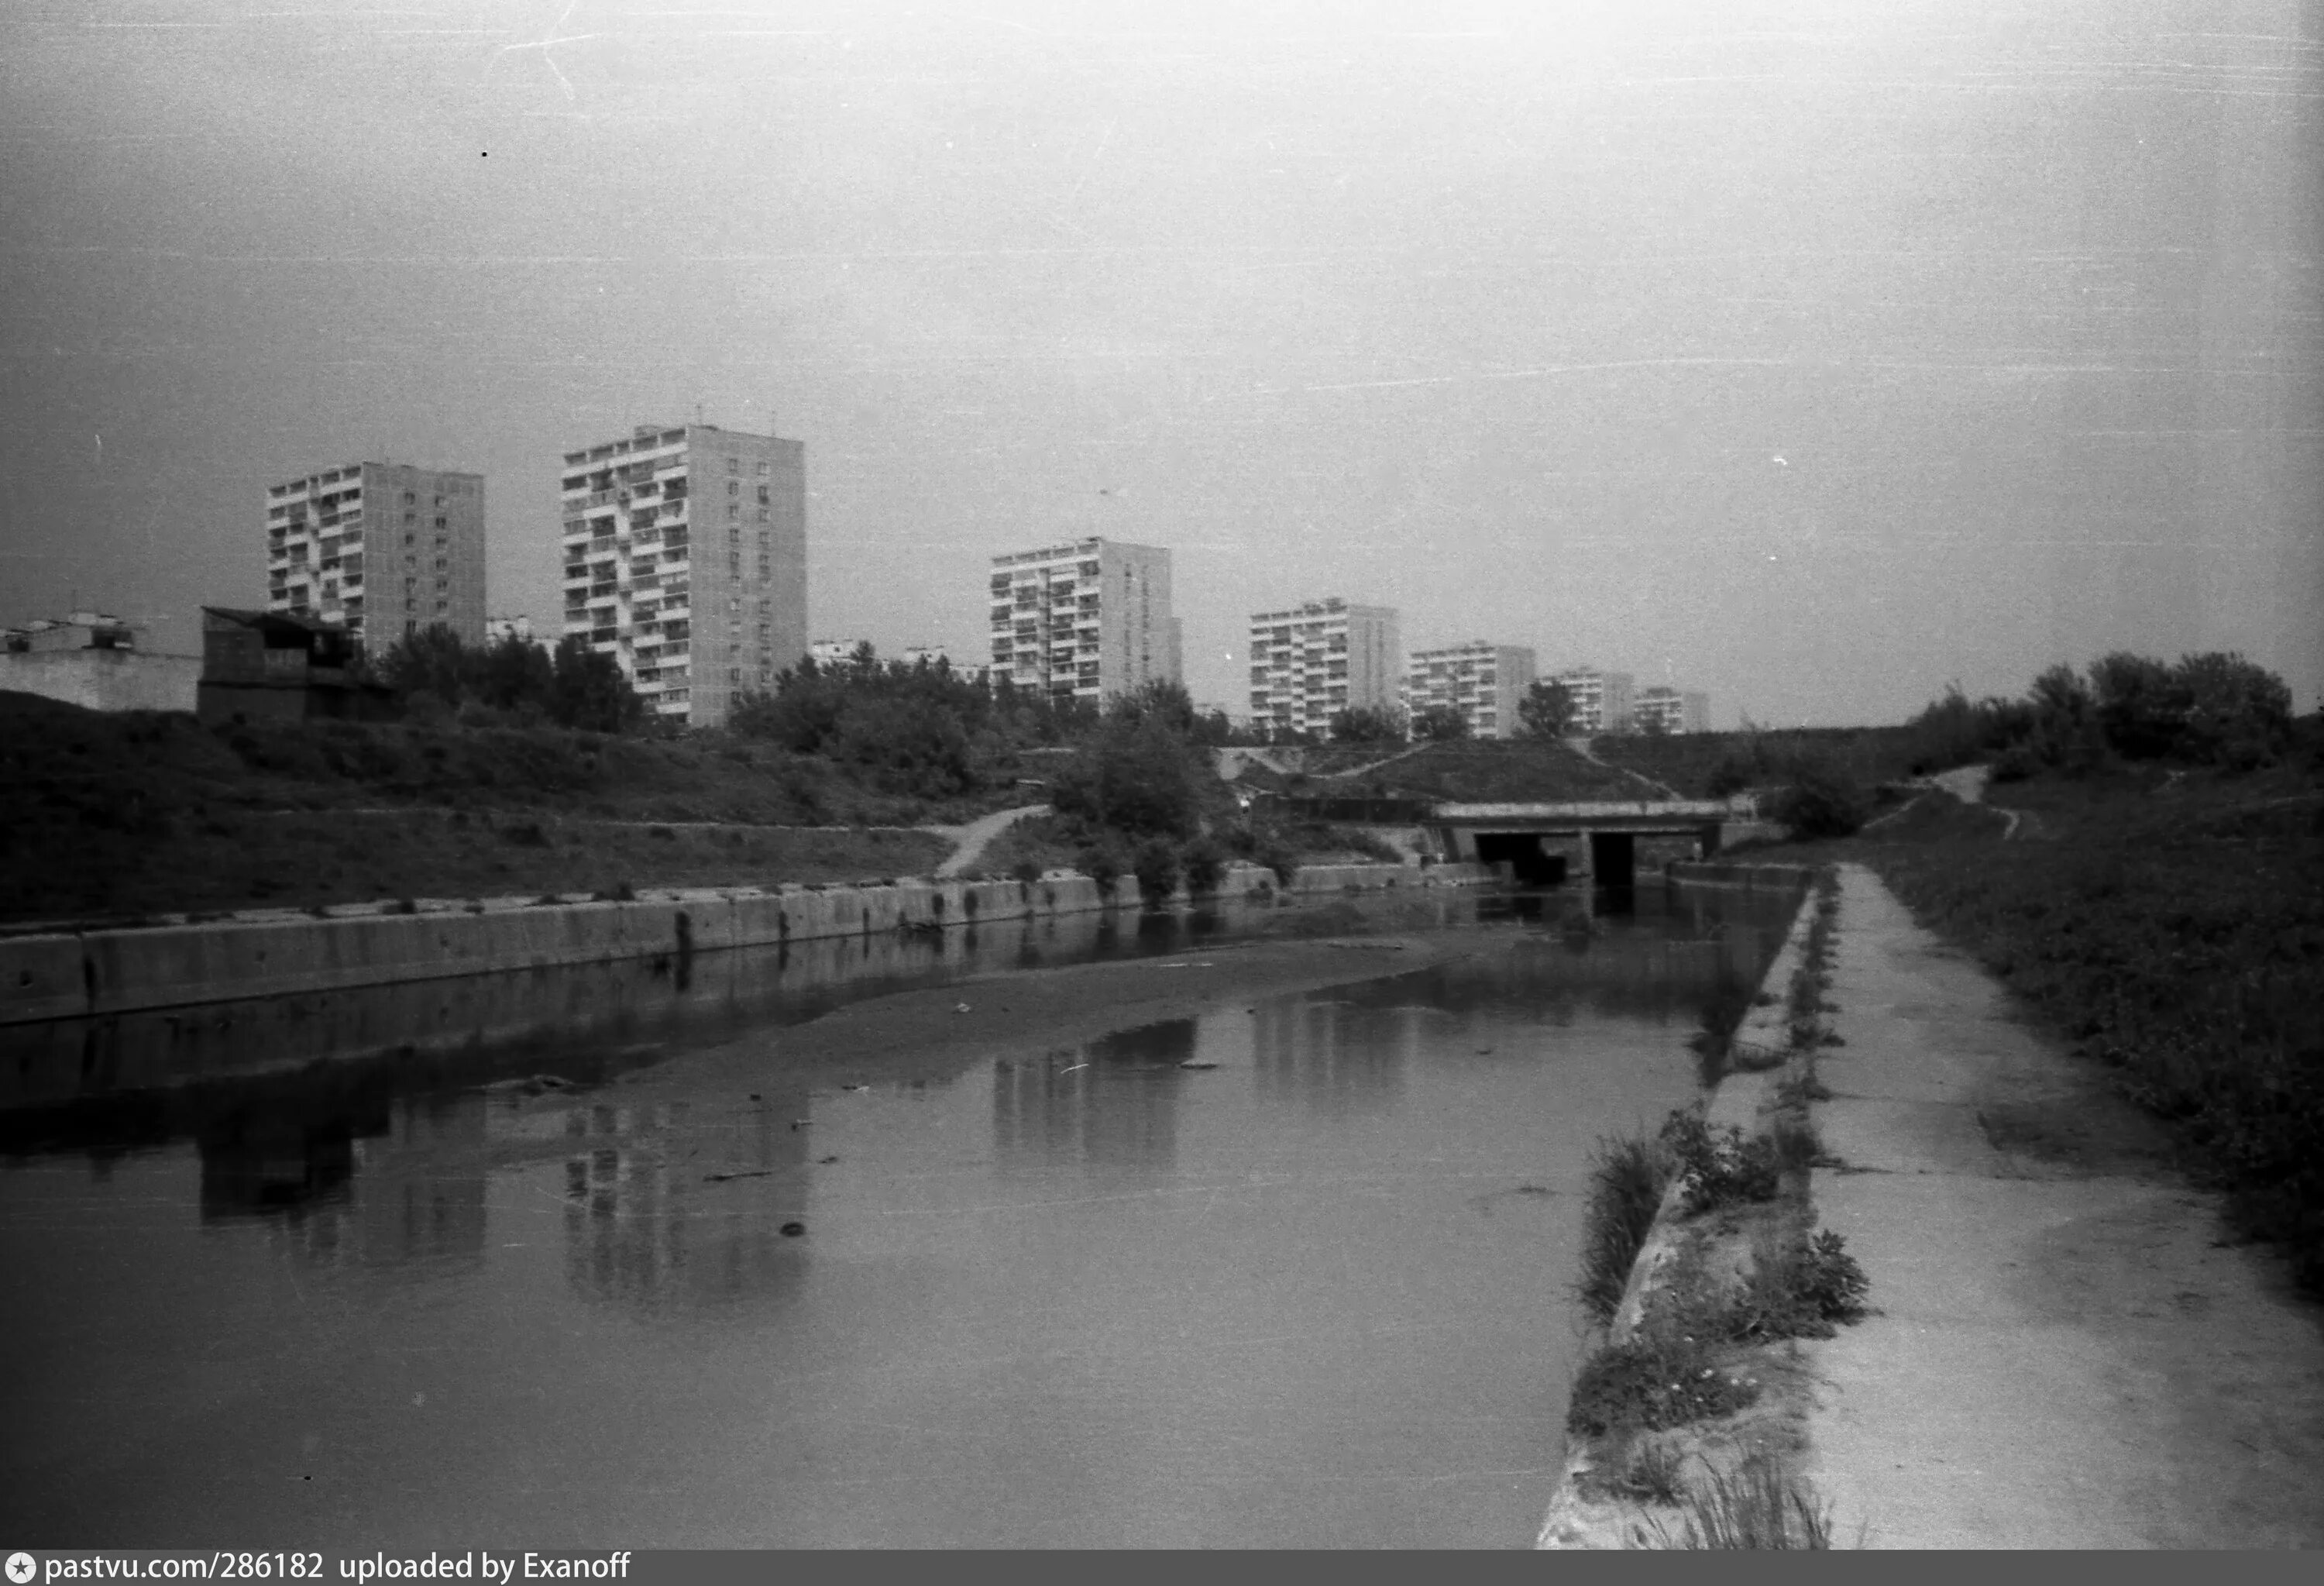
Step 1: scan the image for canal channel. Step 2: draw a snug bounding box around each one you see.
[0,879,1798,1549]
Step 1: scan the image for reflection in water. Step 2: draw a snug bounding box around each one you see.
[992,1021,1191,1174]
[555,1088,810,1314]
[1253,999,1410,1119]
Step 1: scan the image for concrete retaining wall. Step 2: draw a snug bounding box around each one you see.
[1,859,1493,1027]
[1666,859,1815,891]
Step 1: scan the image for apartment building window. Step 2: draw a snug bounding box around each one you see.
[727,480,740,497]
[757,461,770,476]
[727,504,738,522]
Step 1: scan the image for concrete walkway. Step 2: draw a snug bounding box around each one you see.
[930,803,1050,878]
[1799,864,2324,1547]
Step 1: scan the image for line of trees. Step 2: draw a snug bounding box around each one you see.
[1905,650,2298,779]
[372,627,642,733]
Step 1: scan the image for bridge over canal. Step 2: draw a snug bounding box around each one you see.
[1428,800,1752,885]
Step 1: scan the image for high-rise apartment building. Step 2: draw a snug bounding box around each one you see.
[1552,666,1637,735]
[266,462,484,650]
[1246,598,1401,738]
[988,538,1181,704]
[1404,642,1538,738]
[1633,686,1711,735]
[559,422,806,728]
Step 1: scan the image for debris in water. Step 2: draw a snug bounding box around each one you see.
[703,1169,773,1183]
[954,1003,971,1013]
[779,1221,806,1237]
[1179,1057,1220,1070]
[817,1155,839,1165]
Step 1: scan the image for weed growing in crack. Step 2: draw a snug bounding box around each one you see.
[1659,1111,1782,1214]
[1770,1111,1822,1175]
[1617,1439,1688,1505]
[1574,1132,1676,1324]
[1727,1225,1870,1341]
[1776,1069,1834,1106]
[1637,1447,1840,1550]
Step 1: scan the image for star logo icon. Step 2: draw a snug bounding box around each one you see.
[7,1553,37,1585]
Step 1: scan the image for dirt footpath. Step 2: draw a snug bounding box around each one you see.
[1800,863,2324,1547]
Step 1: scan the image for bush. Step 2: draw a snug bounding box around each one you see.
[1132,835,1181,906]
[1181,835,1229,895]
[1765,767,1865,840]
[1078,840,1129,890]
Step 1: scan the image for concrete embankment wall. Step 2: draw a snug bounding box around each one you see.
[1,860,1492,1027]
[1666,858,1815,892]
[1537,867,1820,1550]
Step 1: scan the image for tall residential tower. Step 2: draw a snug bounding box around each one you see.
[988,537,1181,705]
[559,423,806,728]
[1246,598,1401,738]
[266,462,485,650]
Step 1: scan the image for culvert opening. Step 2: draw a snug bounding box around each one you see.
[1474,832,1568,886]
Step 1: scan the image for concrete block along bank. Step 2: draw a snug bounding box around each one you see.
[1,860,1495,1029]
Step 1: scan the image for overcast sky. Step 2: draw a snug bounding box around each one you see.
[4,0,2317,724]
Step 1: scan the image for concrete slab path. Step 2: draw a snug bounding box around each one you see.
[1799,863,2324,1548]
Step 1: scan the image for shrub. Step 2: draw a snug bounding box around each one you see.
[1766,767,1865,840]
[1078,840,1129,890]
[1181,835,1229,895]
[1131,836,1181,906]
[1010,856,1043,885]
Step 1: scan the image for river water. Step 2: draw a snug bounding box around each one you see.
[0,882,1796,1550]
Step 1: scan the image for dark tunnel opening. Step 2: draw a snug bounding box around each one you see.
[1589,831,1636,889]
[1473,832,1569,886]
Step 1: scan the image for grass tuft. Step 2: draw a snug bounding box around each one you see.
[1573,1132,1676,1324]
[1638,1447,1838,1550]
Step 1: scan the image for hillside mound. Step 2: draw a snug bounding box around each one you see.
[1309,738,1669,803]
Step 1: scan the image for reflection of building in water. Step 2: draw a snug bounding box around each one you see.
[1252,998,1411,1118]
[560,1081,810,1314]
[992,1021,1188,1174]
[200,1090,487,1274]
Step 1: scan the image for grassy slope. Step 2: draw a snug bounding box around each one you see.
[1590,727,1926,796]
[0,692,982,924]
[1322,738,1668,802]
[1754,763,2324,1292]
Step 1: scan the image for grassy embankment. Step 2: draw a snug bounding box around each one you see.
[1553,871,1865,1548]
[0,692,974,926]
[1749,760,2324,1293]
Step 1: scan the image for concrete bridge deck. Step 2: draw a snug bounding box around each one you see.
[1426,800,1756,883]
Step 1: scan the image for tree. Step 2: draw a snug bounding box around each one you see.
[1518,679,1578,738]
[547,634,642,732]
[2176,652,2292,767]
[474,631,554,713]
[1049,714,1202,838]
[1329,704,1407,744]
[1411,704,1471,741]
[378,624,473,706]
[2089,652,2188,759]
